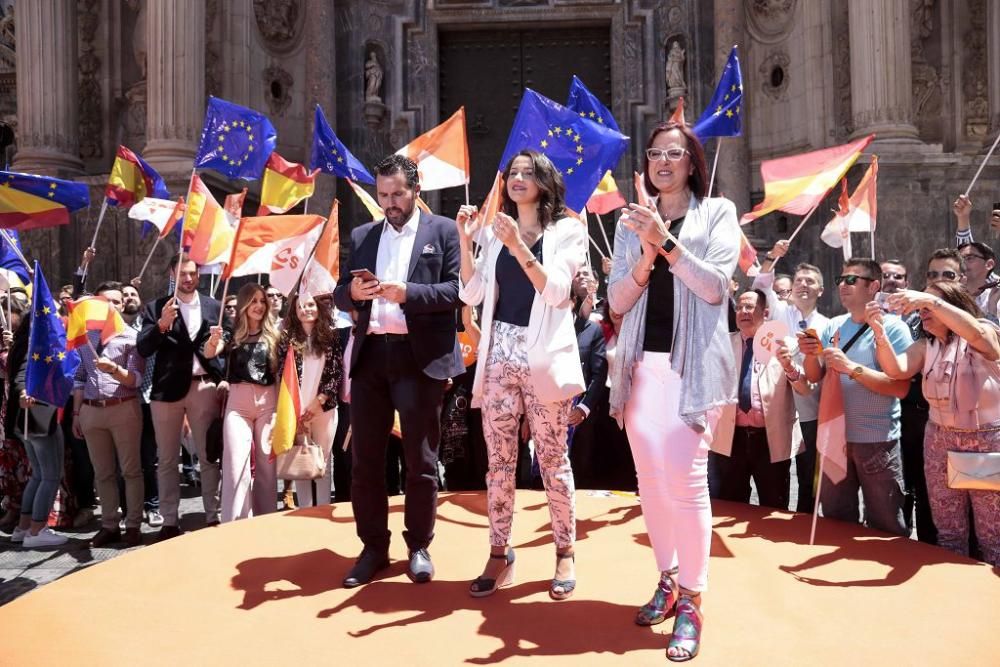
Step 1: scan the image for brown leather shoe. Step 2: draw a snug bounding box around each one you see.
[156,525,182,542]
[124,528,142,547]
[90,528,122,548]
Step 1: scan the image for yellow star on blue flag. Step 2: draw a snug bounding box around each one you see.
[499,89,628,212]
[693,46,744,141]
[195,96,278,180]
[309,105,375,184]
[26,261,79,406]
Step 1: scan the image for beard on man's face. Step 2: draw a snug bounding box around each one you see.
[123,303,140,316]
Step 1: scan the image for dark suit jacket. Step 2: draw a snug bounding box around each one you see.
[333,211,464,381]
[136,293,225,402]
[574,315,608,414]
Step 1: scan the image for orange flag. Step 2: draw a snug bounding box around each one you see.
[300,200,342,298]
[270,346,301,459]
[395,107,470,191]
[740,135,874,225]
[224,188,248,218]
[184,174,236,265]
[223,214,326,295]
[669,97,686,126]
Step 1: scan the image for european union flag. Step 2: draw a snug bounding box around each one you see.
[194,96,278,180]
[309,105,375,184]
[692,46,744,141]
[0,230,30,284]
[500,89,629,213]
[0,171,91,230]
[566,75,621,133]
[26,262,79,406]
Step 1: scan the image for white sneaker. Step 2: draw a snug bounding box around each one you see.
[23,527,68,548]
[146,510,164,527]
[10,526,27,543]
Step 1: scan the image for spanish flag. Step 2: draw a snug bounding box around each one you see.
[222,214,325,295]
[586,170,626,215]
[300,200,341,297]
[740,135,874,225]
[184,174,236,266]
[106,146,169,208]
[65,296,127,351]
[0,171,90,230]
[257,153,319,215]
[270,346,301,459]
[395,107,469,191]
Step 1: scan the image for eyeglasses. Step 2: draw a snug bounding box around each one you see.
[882,272,906,281]
[926,270,959,281]
[775,289,792,298]
[645,147,690,162]
[961,254,987,262]
[266,293,282,299]
[834,274,875,286]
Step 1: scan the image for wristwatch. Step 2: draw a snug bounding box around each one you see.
[850,365,865,381]
[662,236,677,254]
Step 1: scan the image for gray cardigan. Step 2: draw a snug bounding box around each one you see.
[607,195,740,430]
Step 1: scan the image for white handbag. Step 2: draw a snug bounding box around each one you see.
[946,451,1000,491]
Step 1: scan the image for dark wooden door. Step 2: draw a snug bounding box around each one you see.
[438,27,612,219]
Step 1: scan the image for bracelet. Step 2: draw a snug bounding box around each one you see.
[765,253,776,261]
[522,257,537,269]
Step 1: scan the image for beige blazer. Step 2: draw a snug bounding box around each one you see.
[713,332,804,463]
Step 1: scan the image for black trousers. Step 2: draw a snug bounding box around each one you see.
[709,426,791,511]
[350,336,446,553]
[900,404,936,544]
[331,399,353,503]
[795,419,817,513]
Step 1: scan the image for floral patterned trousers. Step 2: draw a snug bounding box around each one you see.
[481,321,576,549]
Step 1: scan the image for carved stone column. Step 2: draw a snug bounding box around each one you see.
[988,0,1000,137]
[847,0,920,142]
[712,0,749,218]
[143,0,205,173]
[12,0,83,175]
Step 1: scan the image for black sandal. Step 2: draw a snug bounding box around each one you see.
[469,548,516,598]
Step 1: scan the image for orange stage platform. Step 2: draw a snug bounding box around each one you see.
[2,491,998,666]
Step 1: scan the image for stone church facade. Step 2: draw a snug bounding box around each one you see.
[1,0,998,306]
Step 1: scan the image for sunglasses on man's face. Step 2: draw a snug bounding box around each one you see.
[834,274,875,286]
[926,270,958,281]
[882,272,906,281]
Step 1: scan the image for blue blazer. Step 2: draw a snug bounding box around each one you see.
[334,210,464,381]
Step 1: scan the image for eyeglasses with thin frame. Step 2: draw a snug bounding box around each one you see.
[882,272,906,281]
[645,147,690,162]
[926,270,959,281]
[834,274,876,286]
[266,293,282,300]
[961,253,987,262]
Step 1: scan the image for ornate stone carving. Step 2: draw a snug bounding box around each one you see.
[910,0,941,140]
[758,50,790,101]
[665,39,687,96]
[365,51,384,102]
[262,65,293,116]
[253,0,302,53]
[123,81,147,150]
[78,0,103,159]
[746,0,797,44]
[0,4,14,72]
[205,0,221,97]
[962,0,989,138]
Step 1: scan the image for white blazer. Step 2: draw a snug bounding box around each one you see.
[459,216,587,406]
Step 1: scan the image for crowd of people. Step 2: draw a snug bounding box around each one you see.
[2,130,999,661]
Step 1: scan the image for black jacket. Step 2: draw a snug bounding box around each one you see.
[575,315,608,414]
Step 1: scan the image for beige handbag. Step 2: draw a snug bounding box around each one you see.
[275,430,326,481]
[947,451,1000,491]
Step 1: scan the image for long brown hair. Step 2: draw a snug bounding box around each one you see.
[642,121,709,199]
[499,149,567,228]
[280,292,337,355]
[232,283,280,351]
[924,282,983,342]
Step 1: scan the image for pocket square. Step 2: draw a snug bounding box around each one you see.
[421,244,438,255]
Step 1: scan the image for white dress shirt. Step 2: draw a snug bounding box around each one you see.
[369,207,419,335]
[178,291,207,377]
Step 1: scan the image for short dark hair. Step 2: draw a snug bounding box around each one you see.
[94,280,123,296]
[881,258,906,268]
[499,149,568,229]
[169,252,197,271]
[927,247,966,274]
[958,241,996,264]
[843,257,882,281]
[774,273,793,283]
[373,154,420,190]
[642,121,710,199]
[794,262,824,288]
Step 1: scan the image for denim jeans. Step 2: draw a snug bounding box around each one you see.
[20,427,66,523]
[820,439,907,536]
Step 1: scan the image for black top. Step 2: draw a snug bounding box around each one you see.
[643,216,685,353]
[494,237,544,327]
[226,338,275,386]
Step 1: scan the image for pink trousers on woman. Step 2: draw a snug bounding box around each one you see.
[624,352,715,592]
[221,383,277,523]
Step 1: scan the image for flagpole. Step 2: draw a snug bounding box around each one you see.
[786,203,822,244]
[594,212,613,256]
[174,168,197,299]
[135,239,159,282]
[964,130,1000,197]
[870,228,876,261]
[216,274,231,327]
[588,235,608,260]
[289,216,329,301]
[707,138,722,197]
[810,444,827,546]
[0,229,33,276]
[81,197,110,283]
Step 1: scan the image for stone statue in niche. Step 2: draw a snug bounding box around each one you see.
[666,40,687,98]
[365,51,383,102]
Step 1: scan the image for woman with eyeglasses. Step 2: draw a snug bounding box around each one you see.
[456,149,586,601]
[607,120,740,661]
[866,282,1000,567]
[204,284,280,523]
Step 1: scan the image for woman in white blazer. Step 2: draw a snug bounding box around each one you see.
[456,149,586,600]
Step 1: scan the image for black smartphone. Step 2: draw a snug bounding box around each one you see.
[992,201,1000,212]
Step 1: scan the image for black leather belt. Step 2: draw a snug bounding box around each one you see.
[368,333,409,343]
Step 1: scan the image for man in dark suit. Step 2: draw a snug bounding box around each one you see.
[333,154,464,587]
[137,253,224,540]
[566,274,607,489]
